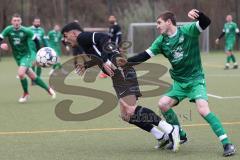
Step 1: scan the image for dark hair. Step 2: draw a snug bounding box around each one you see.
[12,13,21,19]
[158,11,176,26]
[61,22,84,34]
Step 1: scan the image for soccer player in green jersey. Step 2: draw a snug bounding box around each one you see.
[116,9,236,157]
[47,24,65,75]
[0,13,56,103]
[29,17,48,78]
[215,14,240,69]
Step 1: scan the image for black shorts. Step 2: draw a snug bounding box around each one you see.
[112,67,142,99]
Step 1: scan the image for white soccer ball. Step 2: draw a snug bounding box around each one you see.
[36,47,58,67]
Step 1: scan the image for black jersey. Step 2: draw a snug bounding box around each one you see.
[76,31,141,98]
[109,23,122,46]
[77,32,115,63]
[72,45,84,56]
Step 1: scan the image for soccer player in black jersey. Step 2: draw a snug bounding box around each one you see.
[61,22,181,152]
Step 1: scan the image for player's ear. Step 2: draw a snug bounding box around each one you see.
[166,19,171,25]
[72,31,78,37]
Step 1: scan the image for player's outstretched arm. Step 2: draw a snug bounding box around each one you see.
[116,51,151,67]
[215,32,225,44]
[188,9,211,30]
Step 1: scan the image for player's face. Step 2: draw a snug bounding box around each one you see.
[11,17,22,29]
[63,31,77,47]
[33,19,41,27]
[156,18,169,34]
[54,25,60,31]
[226,15,232,22]
[108,16,116,24]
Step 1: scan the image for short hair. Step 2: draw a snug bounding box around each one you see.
[61,22,84,34]
[33,17,40,20]
[12,13,21,19]
[158,11,176,26]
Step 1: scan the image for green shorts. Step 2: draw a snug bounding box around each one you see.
[225,41,235,51]
[15,54,33,68]
[165,79,208,103]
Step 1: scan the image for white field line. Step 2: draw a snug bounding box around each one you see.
[207,93,240,99]
[0,121,240,136]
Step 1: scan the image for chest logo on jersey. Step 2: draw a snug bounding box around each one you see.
[171,46,183,62]
[19,32,24,37]
[179,35,184,43]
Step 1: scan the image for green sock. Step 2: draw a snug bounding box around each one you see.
[231,55,236,63]
[53,63,62,70]
[227,56,231,63]
[36,67,42,77]
[203,112,230,145]
[53,64,57,70]
[33,77,49,91]
[20,78,28,93]
[162,108,186,137]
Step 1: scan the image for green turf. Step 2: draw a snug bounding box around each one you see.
[0,52,240,160]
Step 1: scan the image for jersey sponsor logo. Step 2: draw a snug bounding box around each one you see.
[13,37,21,45]
[171,46,183,62]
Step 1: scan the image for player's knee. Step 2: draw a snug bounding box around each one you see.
[120,112,130,122]
[18,72,25,79]
[125,106,135,117]
[197,106,210,116]
[120,110,132,122]
[158,100,171,112]
[120,106,136,121]
[196,100,210,116]
[27,72,36,80]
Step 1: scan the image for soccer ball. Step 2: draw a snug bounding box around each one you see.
[36,47,58,67]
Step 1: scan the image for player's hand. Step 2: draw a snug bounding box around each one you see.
[75,63,86,76]
[103,62,115,77]
[188,9,200,20]
[215,38,219,44]
[116,57,128,67]
[0,43,9,51]
[66,45,70,51]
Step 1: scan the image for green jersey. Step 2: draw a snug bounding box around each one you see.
[0,25,35,59]
[146,22,204,82]
[47,30,62,55]
[28,26,47,53]
[29,26,46,46]
[223,22,239,43]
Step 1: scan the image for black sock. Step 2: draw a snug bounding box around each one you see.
[129,106,161,132]
[129,119,154,132]
[140,106,162,126]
